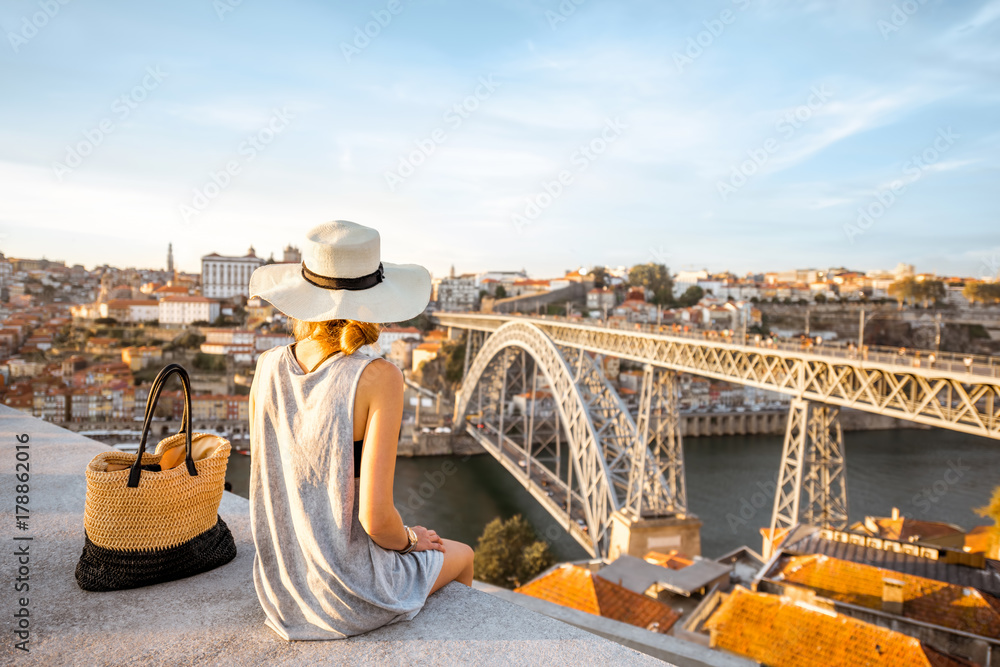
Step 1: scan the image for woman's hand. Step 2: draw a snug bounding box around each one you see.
[411,526,445,553]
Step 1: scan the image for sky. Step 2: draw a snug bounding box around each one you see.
[1,0,998,279]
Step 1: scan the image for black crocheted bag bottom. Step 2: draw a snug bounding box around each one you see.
[75,515,238,592]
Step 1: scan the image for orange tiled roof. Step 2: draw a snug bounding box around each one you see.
[871,516,965,543]
[773,554,1000,637]
[514,564,679,633]
[87,337,119,346]
[705,587,970,667]
[516,565,599,615]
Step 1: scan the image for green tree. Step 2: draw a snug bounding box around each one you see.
[589,266,609,289]
[964,281,983,304]
[165,331,205,351]
[677,285,704,307]
[396,313,432,332]
[444,340,466,385]
[889,277,916,307]
[473,514,555,589]
[628,263,673,305]
[963,281,1000,305]
[495,285,508,299]
[915,279,945,307]
[193,352,226,371]
[889,277,945,308]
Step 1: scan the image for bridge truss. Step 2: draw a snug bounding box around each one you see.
[441,313,1000,556]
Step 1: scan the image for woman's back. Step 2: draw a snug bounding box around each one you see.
[248,344,444,640]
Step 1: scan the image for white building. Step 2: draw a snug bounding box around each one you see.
[708,282,763,301]
[673,270,709,297]
[255,332,293,352]
[202,328,255,346]
[158,296,220,326]
[376,326,422,354]
[587,288,616,312]
[435,276,479,312]
[201,247,264,300]
[100,299,160,323]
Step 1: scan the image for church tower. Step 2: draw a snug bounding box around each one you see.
[167,242,175,274]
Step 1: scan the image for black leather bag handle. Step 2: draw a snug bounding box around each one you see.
[140,363,190,436]
[128,364,197,488]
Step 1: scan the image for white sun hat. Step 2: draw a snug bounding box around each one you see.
[248,220,431,323]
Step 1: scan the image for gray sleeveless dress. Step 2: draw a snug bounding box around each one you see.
[248,345,444,640]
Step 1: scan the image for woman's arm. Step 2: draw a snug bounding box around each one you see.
[356,359,447,554]
[356,360,409,551]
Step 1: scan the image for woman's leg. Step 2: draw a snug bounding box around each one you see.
[429,538,474,594]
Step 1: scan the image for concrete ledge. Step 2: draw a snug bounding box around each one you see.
[0,406,665,666]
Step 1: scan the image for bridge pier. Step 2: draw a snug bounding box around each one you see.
[616,365,700,559]
[766,398,849,557]
[608,510,702,560]
[626,365,687,516]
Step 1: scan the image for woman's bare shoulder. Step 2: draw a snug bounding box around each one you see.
[357,357,403,392]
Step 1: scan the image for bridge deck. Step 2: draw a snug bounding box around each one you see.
[437,312,1000,440]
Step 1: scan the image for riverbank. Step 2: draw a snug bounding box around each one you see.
[393,406,923,458]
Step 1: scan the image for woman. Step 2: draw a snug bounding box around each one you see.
[246,220,474,641]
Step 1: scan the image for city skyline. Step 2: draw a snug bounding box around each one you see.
[0,239,971,282]
[2,1,999,278]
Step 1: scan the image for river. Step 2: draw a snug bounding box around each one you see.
[225,427,999,561]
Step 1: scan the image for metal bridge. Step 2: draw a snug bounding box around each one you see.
[435,311,1000,559]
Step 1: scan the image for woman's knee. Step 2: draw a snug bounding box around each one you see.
[445,539,474,581]
[450,540,473,564]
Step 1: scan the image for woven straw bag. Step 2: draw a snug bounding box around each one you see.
[75,364,237,591]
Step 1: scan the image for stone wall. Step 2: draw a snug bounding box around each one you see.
[0,405,670,666]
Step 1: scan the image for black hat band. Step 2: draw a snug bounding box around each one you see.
[301,262,385,291]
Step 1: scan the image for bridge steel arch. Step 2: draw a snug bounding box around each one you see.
[442,311,1000,551]
[454,321,649,557]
